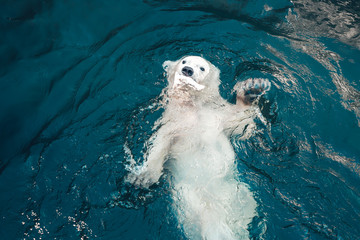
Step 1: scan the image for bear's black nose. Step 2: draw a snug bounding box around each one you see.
[182,66,194,77]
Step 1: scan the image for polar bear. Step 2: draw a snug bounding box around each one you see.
[126,56,270,240]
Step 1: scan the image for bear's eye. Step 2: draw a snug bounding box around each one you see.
[182,60,186,64]
[200,67,205,72]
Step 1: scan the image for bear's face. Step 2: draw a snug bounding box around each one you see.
[176,56,210,83]
[163,56,220,93]
[171,56,210,91]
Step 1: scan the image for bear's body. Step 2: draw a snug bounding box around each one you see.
[127,56,270,239]
[165,101,257,240]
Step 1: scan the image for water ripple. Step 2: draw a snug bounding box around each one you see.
[1,0,360,239]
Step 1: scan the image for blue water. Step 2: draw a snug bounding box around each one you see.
[1,0,360,239]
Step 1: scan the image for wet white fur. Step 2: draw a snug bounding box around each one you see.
[127,56,262,239]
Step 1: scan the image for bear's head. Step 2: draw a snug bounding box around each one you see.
[162,56,220,95]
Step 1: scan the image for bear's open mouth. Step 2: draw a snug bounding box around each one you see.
[173,72,205,91]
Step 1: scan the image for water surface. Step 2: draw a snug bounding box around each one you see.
[0,0,360,239]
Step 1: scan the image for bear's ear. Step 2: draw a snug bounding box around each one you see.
[204,62,221,90]
[162,60,176,73]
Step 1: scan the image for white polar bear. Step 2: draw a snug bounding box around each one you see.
[126,56,271,240]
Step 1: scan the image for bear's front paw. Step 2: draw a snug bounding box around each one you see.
[234,78,271,106]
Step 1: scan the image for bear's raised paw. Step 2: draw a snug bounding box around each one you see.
[234,78,271,106]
